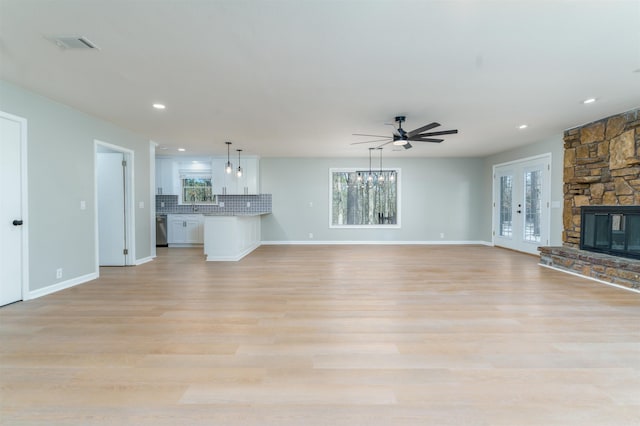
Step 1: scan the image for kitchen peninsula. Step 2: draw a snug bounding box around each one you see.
[156,194,272,261]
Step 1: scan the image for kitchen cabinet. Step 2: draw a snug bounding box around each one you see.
[155,158,176,195]
[167,214,203,244]
[211,157,259,195]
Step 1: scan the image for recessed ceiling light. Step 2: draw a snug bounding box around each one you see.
[152,103,166,110]
[582,98,597,104]
[178,148,186,152]
[519,124,528,129]
[159,147,168,150]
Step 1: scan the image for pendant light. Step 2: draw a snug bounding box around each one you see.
[367,148,374,182]
[236,149,243,177]
[225,141,233,174]
[378,147,385,182]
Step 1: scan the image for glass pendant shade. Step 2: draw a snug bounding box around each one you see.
[236,149,243,177]
[225,141,233,174]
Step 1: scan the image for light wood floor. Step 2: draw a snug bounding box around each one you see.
[1,245,639,425]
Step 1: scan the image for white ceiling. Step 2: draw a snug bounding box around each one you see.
[1,0,639,158]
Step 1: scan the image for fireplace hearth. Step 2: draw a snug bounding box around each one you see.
[580,206,640,260]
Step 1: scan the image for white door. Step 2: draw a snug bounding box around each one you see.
[0,112,26,306]
[97,152,126,266]
[494,155,551,255]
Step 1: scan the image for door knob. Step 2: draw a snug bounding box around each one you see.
[12,220,23,226]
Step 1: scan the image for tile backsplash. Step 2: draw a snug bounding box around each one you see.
[156,194,271,215]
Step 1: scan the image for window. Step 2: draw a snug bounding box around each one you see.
[181,176,214,204]
[330,168,400,228]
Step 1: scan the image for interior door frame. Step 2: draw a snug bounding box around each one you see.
[0,110,29,301]
[94,140,135,268]
[492,153,552,254]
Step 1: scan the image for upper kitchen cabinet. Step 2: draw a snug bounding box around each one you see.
[211,156,259,195]
[158,155,259,197]
[155,157,176,195]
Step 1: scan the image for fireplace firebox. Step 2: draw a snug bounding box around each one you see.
[580,206,640,260]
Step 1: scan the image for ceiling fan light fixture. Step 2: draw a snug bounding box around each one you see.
[393,139,408,146]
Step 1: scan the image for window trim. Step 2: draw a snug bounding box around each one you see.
[178,172,216,205]
[328,167,401,229]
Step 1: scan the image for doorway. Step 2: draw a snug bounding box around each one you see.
[0,111,29,306]
[95,141,135,266]
[493,154,551,255]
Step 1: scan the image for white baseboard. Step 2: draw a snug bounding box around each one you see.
[27,272,99,300]
[135,256,154,265]
[538,263,640,294]
[261,240,493,246]
[206,242,261,261]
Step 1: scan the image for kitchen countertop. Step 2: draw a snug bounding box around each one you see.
[157,211,270,216]
[203,212,270,216]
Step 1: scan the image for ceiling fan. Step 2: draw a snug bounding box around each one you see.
[351,116,458,150]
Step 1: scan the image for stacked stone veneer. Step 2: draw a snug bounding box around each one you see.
[563,108,640,246]
[539,108,640,291]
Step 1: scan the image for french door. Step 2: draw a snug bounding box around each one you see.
[493,154,551,255]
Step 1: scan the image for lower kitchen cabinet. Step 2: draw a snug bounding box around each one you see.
[167,214,203,244]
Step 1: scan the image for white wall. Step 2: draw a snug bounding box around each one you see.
[482,135,565,245]
[260,157,487,243]
[0,80,152,293]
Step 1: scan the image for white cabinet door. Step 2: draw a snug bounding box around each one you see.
[243,157,259,194]
[156,158,176,195]
[211,158,228,195]
[167,214,203,244]
[167,214,186,243]
[185,216,203,243]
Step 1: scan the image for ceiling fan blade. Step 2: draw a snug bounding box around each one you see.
[410,138,444,143]
[352,133,392,138]
[350,138,394,145]
[402,142,413,149]
[407,122,440,138]
[415,129,458,137]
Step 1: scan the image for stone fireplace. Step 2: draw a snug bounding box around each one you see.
[539,108,640,290]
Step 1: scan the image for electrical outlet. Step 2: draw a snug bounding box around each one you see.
[440,233,445,239]
[56,268,62,279]
[219,201,225,207]
[309,233,314,239]
[80,200,86,210]
[246,202,251,207]
[139,201,144,209]
[160,202,165,208]
[309,201,313,207]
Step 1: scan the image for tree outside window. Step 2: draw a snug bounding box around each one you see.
[330,169,400,227]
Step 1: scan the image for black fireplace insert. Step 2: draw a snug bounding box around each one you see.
[580,206,640,260]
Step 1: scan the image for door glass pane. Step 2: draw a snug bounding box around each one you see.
[523,169,541,243]
[499,175,512,237]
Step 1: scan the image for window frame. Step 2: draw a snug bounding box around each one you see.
[328,167,401,229]
[179,173,216,205]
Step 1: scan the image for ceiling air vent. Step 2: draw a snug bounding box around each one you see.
[49,36,99,50]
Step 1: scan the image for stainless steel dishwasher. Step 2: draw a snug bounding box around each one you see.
[156,214,168,247]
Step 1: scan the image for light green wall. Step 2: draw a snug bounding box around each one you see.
[0,80,151,292]
[260,157,487,242]
[482,136,565,245]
